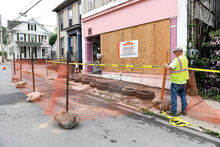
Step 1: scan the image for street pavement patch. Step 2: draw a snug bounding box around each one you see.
[0,92,26,106]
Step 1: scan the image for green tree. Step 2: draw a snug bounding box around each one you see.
[1,26,7,45]
[49,33,57,46]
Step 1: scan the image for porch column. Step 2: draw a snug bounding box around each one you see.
[67,36,72,60]
[41,47,42,59]
[77,31,82,62]
[85,38,93,73]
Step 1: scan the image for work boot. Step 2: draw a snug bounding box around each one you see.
[181,110,187,115]
[166,111,180,117]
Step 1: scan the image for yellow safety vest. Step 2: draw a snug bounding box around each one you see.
[170,55,189,84]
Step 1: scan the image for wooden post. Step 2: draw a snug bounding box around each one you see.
[161,51,169,99]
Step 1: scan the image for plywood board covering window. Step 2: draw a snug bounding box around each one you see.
[100,19,170,74]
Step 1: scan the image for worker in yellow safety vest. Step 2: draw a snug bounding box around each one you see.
[165,47,189,116]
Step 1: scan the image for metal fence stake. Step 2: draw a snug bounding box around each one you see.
[20,53,22,81]
[66,51,70,112]
[31,51,35,92]
[13,53,16,75]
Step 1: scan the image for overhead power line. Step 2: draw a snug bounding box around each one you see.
[15,0,42,21]
[20,0,36,12]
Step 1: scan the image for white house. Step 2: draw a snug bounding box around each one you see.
[7,18,51,60]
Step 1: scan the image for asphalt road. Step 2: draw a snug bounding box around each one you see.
[0,64,219,147]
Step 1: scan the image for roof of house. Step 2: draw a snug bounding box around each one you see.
[7,20,24,30]
[53,0,79,12]
[7,18,49,34]
[15,41,42,47]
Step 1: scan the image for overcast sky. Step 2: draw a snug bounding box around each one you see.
[0,0,64,32]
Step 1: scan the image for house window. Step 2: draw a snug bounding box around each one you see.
[30,35,35,42]
[19,34,24,42]
[68,8,72,27]
[89,0,95,11]
[30,24,33,30]
[35,35,37,42]
[28,23,35,31]
[60,38,64,57]
[60,13,64,30]
[41,35,44,42]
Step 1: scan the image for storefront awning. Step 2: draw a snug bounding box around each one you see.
[15,41,42,47]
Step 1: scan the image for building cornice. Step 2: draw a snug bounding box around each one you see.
[53,0,80,13]
[82,0,141,22]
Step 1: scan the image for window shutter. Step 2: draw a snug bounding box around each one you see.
[35,25,37,31]
[28,24,30,30]
[28,34,30,42]
[17,33,19,41]
[24,34,26,42]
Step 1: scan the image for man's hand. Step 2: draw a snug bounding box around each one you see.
[165,63,172,70]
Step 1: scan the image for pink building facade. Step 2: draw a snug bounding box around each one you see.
[81,0,186,79]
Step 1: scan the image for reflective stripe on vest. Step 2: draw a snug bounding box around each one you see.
[172,57,189,73]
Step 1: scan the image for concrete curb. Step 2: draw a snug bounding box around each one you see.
[136,112,220,144]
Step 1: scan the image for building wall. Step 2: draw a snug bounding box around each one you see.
[73,3,80,24]
[194,0,215,27]
[82,0,178,37]
[177,0,188,53]
[56,2,81,59]
[216,0,220,29]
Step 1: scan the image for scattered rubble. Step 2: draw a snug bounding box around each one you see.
[26,92,43,102]
[54,109,78,130]
[15,81,27,88]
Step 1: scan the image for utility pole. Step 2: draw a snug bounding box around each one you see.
[0,14,3,63]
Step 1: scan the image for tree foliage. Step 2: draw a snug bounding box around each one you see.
[1,26,7,45]
[49,33,57,46]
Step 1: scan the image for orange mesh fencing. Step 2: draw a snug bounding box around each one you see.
[186,96,220,125]
[11,58,220,125]
[12,59,131,122]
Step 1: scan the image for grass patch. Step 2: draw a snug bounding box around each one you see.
[141,108,169,121]
[199,127,220,138]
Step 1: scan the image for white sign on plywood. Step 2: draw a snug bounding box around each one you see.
[120,40,138,58]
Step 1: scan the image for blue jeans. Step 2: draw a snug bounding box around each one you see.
[170,83,188,115]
